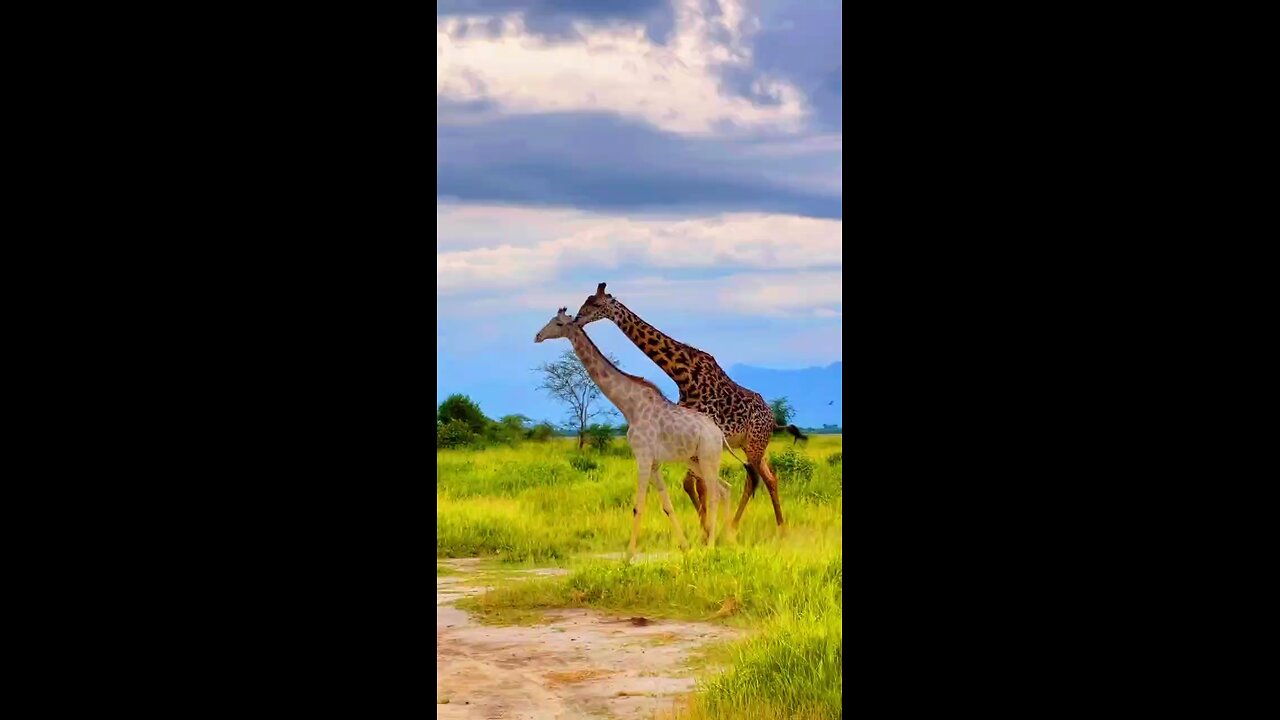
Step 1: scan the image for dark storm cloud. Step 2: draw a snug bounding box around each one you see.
[733,0,843,129]
[436,109,841,219]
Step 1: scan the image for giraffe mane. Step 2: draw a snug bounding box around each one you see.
[622,371,666,398]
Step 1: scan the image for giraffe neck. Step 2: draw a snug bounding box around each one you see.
[565,326,646,421]
[610,301,697,390]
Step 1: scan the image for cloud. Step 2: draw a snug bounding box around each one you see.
[714,272,843,316]
[442,270,842,322]
[740,0,843,129]
[436,0,676,45]
[605,272,842,318]
[436,1,841,218]
[435,201,605,251]
[436,110,841,218]
[437,210,842,297]
[437,0,807,136]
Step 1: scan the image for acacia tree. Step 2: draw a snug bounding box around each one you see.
[535,349,619,449]
[770,396,795,428]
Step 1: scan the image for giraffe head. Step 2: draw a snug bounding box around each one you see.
[534,308,575,343]
[573,282,620,326]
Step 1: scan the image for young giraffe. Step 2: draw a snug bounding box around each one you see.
[572,284,803,533]
[535,308,735,560]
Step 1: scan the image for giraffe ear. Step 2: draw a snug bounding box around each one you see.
[595,282,607,297]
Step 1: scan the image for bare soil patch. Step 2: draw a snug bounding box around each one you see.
[436,559,737,719]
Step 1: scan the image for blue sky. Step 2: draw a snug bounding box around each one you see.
[437,0,842,424]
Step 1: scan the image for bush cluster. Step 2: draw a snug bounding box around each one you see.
[568,455,599,473]
[436,393,559,449]
[769,446,816,481]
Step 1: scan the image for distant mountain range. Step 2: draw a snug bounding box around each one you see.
[727,361,842,428]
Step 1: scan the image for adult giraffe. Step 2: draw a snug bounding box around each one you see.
[535,308,735,558]
[572,283,803,532]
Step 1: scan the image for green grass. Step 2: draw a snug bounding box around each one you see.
[454,598,551,626]
[437,435,843,719]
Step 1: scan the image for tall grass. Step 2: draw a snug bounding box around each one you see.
[437,435,843,719]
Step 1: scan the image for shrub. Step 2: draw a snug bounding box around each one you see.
[437,419,477,449]
[826,451,842,465]
[526,422,556,442]
[437,394,488,435]
[769,447,815,481]
[569,454,599,473]
[586,423,614,452]
[484,415,529,445]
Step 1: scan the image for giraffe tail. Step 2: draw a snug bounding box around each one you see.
[777,424,807,442]
[743,463,760,500]
[717,439,748,495]
[722,438,748,468]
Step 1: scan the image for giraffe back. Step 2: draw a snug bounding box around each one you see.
[628,401,724,465]
[585,295,778,452]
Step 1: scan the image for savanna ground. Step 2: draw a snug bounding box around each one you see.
[437,434,842,719]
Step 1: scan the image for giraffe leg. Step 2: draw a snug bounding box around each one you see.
[651,464,688,551]
[686,459,711,541]
[719,480,733,542]
[732,433,777,531]
[717,476,736,543]
[681,472,698,508]
[681,467,707,526]
[731,454,762,531]
[627,455,651,563]
[698,456,722,549]
[758,454,785,530]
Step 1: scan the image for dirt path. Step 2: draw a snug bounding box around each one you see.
[436,558,738,719]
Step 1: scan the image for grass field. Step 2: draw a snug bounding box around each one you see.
[437,434,843,719]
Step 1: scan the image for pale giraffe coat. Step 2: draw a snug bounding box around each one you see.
[535,309,731,559]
